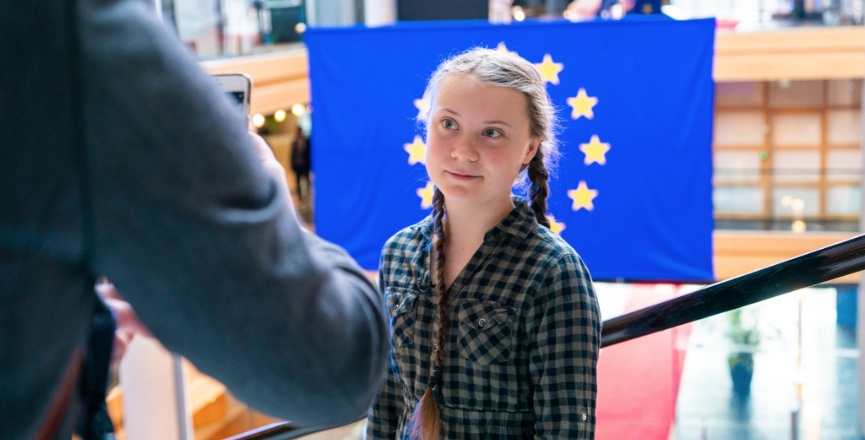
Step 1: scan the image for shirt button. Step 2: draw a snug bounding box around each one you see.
[581,413,587,421]
[478,319,486,327]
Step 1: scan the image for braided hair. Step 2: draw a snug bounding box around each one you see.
[409,47,560,439]
[409,188,447,440]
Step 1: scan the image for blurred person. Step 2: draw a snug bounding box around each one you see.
[565,0,638,20]
[0,0,388,438]
[290,125,312,199]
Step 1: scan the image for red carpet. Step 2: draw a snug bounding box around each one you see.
[596,284,693,440]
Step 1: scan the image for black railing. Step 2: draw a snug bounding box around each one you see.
[602,232,865,346]
[228,233,865,440]
[223,421,338,440]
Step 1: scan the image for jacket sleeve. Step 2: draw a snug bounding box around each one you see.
[529,256,601,439]
[78,0,387,426]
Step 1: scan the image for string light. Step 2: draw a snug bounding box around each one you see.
[274,109,287,122]
[512,6,525,21]
[252,113,265,128]
[792,220,806,233]
[291,103,306,117]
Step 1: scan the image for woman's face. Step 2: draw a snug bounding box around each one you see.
[424,74,538,209]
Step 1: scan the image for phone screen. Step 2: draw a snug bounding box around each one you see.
[213,73,252,124]
[226,91,247,116]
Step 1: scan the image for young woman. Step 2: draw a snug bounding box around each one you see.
[368,47,602,439]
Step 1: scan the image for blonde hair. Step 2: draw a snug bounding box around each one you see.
[410,47,560,440]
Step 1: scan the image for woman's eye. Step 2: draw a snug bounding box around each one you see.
[483,128,502,138]
[442,119,457,130]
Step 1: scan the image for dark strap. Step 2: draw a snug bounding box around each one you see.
[75,296,118,440]
[35,347,84,440]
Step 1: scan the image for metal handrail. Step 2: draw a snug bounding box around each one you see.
[223,421,351,440]
[602,232,865,346]
[228,233,865,439]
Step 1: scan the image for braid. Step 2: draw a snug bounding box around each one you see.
[410,187,447,440]
[527,149,551,228]
[431,188,448,375]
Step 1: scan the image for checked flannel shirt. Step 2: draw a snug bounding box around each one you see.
[368,197,601,439]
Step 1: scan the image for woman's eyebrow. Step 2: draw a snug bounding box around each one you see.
[483,119,512,128]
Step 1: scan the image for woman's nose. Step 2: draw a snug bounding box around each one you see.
[450,138,478,162]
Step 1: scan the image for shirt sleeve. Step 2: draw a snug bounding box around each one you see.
[529,256,601,439]
[79,0,387,427]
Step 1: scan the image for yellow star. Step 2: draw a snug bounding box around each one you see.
[414,92,430,119]
[566,88,598,120]
[579,135,611,166]
[548,214,566,235]
[417,181,435,209]
[404,136,426,165]
[496,42,518,56]
[567,181,598,211]
[534,54,564,85]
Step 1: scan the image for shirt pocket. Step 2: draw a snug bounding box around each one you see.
[384,287,419,360]
[457,300,517,365]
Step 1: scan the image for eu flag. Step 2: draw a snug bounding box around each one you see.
[305,17,715,282]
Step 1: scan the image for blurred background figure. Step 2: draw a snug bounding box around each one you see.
[291,125,312,199]
[565,0,663,20]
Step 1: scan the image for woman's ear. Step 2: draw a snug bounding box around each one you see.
[522,138,540,165]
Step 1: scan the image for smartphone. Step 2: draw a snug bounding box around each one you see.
[213,73,253,121]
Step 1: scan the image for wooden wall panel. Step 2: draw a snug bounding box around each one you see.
[715,27,865,81]
[713,230,860,283]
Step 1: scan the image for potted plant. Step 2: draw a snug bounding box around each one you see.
[727,307,761,395]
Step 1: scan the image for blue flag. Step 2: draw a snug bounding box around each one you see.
[305,17,715,282]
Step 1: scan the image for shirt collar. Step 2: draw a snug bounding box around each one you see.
[416,196,537,242]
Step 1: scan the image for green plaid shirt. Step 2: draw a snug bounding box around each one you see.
[368,197,601,439]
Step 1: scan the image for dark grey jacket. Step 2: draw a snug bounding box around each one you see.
[0,0,388,438]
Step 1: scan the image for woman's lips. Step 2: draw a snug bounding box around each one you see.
[446,171,479,181]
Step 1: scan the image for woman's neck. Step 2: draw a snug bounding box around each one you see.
[434,196,514,289]
[443,196,514,243]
